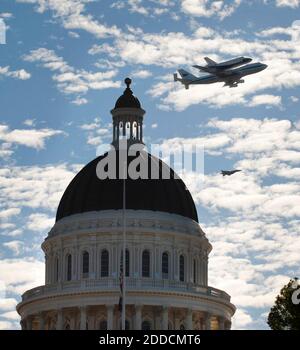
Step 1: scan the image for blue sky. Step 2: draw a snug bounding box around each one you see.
[0,0,300,330]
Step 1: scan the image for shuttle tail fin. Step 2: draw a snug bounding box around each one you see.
[204,57,216,66]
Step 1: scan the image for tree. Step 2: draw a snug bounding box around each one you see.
[267,278,300,330]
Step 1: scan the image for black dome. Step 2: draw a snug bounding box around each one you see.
[56,151,198,222]
[114,78,141,109]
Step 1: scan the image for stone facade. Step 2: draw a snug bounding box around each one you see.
[17,210,235,330]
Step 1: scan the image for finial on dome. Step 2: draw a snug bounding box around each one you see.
[125,77,132,89]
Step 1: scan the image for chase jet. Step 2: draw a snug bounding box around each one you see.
[174,59,267,89]
[221,170,242,176]
[193,56,252,75]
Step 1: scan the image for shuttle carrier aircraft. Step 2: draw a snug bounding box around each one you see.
[174,56,267,89]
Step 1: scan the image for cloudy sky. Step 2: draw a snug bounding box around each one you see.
[0,0,300,330]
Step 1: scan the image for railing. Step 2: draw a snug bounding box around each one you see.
[21,278,231,302]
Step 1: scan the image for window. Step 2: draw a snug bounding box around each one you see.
[162,252,169,279]
[142,250,150,277]
[55,257,59,282]
[66,254,72,281]
[101,250,109,277]
[82,251,89,278]
[180,324,186,330]
[179,255,185,282]
[142,321,151,330]
[99,320,107,330]
[193,259,197,284]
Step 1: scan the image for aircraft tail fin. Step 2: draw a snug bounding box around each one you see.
[204,57,216,66]
[178,69,196,81]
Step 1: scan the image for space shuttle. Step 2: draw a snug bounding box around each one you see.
[193,56,252,75]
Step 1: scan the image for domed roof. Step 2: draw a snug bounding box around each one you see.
[56,151,198,223]
[114,78,141,109]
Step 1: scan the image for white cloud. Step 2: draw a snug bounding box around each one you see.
[68,31,80,38]
[231,309,253,329]
[111,0,175,17]
[249,94,282,107]
[23,48,121,101]
[1,310,20,321]
[16,0,121,38]
[131,69,152,79]
[23,119,36,127]
[3,241,24,256]
[0,13,13,19]
[0,258,44,295]
[0,164,80,211]
[290,96,299,102]
[27,213,54,232]
[71,97,88,105]
[181,0,242,20]
[0,299,17,312]
[276,0,300,8]
[0,208,21,220]
[0,66,31,80]
[0,258,44,328]
[79,118,111,147]
[0,320,15,330]
[0,123,64,150]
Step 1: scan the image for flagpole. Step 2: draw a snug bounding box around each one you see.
[122,159,126,330]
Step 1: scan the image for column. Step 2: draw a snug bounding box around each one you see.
[57,309,63,330]
[205,313,211,330]
[136,122,139,140]
[162,307,168,330]
[186,309,193,330]
[26,316,32,330]
[20,319,26,330]
[117,122,120,141]
[123,121,126,136]
[80,306,87,330]
[140,121,143,142]
[135,305,142,330]
[218,316,225,330]
[38,312,45,330]
[225,320,231,330]
[130,121,133,140]
[107,305,114,330]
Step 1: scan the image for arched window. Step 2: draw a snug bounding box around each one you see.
[180,324,186,330]
[101,249,109,277]
[142,320,151,330]
[55,257,59,282]
[142,250,150,277]
[99,320,107,330]
[179,255,185,282]
[162,252,169,279]
[82,251,89,278]
[193,259,197,284]
[66,254,72,281]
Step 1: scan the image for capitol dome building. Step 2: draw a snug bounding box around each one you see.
[17,79,235,330]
